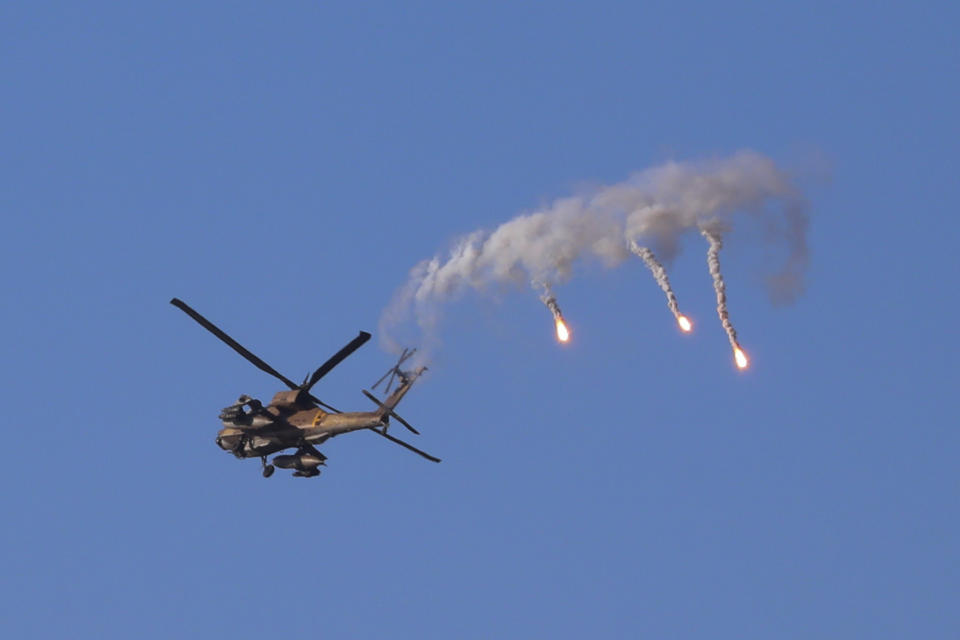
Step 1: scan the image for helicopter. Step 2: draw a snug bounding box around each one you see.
[170,298,440,478]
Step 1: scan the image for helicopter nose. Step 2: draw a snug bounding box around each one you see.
[216,434,237,451]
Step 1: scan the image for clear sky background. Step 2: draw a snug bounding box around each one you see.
[2,2,958,638]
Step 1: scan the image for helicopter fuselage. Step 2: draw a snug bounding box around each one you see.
[216,391,388,459]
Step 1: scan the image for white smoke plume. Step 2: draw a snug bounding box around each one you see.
[380,151,808,352]
[700,226,740,350]
[629,240,682,321]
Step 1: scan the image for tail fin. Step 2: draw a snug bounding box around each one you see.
[381,366,424,413]
[363,365,425,435]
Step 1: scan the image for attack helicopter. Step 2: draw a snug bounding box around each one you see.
[171,298,439,478]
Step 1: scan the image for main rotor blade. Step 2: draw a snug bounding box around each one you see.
[170,298,298,390]
[367,428,440,463]
[303,331,372,392]
[361,390,420,434]
[387,410,420,435]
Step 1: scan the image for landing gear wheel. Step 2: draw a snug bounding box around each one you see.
[262,464,275,478]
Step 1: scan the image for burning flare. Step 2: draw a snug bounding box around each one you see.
[677,315,693,333]
[734,347,749,369]
[555,317,570,342]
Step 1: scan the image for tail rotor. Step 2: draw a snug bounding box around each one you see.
[365,348,427,436]
[372,347,417,394]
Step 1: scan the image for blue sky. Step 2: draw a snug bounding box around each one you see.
[1,1,957,637]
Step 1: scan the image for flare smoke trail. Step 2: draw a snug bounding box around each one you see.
[536,281,570,342]
[629,240,682,321]
[380,151,809,354]
[536,282,563,319]
[700,227,739,350]
[533,281,563,322]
